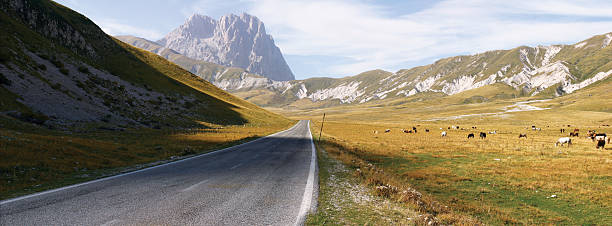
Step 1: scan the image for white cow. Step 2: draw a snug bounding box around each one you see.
[555,137,572,147]
[441,131,447,137]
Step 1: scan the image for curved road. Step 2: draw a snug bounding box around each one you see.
[0,120,317,225]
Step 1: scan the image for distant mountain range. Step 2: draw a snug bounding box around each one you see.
[119,32,612,108]
[157,13,294,81]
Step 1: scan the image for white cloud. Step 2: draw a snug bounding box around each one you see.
[96,20,165,40]
[249,0,612,76]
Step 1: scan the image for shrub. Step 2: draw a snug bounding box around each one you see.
[181,147,196,156]
[0,48,11,63]
[50,59,64,68]
[59,68,69,75]
[0,73,12,86]
[184,101,195,109]
[37,53,49,60]
[51,83,62,90]
[77,66,90,74]
[38,64,47,71]
[8,111,49,125]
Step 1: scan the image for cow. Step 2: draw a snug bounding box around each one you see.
[555,137,572,147]
[574,128,580,133]
[587,130,597,141]
[373,130,379,134]
[479,132,487,139]
[402,129,413,134]
[597,139,606,149]
[467,133,475,139]
[488,131,497,134]
[472,126,477,129]
[385,129,391,133]
[569,132,579,137]
[425,129,430,132]
[441,131,447,137]
[560,128,565,133]
[519,134,527,138]
[595,134,607,149]
[532,125,536,130]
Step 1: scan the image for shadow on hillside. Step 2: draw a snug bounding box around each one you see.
[2,0,250,128]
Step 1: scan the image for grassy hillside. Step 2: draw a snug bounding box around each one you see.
[0,0,293,199]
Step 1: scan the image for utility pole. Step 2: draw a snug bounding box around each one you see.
[319,113,325,143]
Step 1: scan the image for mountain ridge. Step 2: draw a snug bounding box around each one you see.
[119,30,612,109]
[158,13,295,81]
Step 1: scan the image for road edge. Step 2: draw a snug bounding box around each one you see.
[0,121,301,205]
[294,120,319,226]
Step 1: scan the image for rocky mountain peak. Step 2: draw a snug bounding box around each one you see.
[158,13,295,81]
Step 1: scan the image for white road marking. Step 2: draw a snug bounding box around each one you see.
[101,219,121,226]
[181,179,210,192]
[230,163,244,170]
[0,122,301,205]
[294,120,318,226]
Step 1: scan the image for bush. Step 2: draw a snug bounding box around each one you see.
[38,64,47,71]
[37,53,49,60]
[8,111,49,125]
[184,101,195,109]
[181,146,196,156]
[51,83,62,90]
[50,59,64,68]
[77,66,90,74]
[0,49,11,63]
[0,73,12,86]
[59,68,69,75]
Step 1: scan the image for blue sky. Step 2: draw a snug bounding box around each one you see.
[56,0,612,79]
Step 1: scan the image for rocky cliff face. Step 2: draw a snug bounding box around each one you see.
[158,13,295,81]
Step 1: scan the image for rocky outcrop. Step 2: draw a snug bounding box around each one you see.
[158,13,295,81]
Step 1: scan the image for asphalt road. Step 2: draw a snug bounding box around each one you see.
[0,120,317,226]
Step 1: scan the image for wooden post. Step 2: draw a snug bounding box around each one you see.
[319,113,326,143]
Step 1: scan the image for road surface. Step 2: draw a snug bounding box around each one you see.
[0,120,317,225]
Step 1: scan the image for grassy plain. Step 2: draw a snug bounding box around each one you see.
[288,81,612,224]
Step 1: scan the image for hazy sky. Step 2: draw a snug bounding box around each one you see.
[55,0,612,79]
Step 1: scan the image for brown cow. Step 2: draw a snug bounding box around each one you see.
[479,132,487,139]
[595,134,607,149]
[570,132,579,137]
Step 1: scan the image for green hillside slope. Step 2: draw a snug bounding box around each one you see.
[0,0,292,199]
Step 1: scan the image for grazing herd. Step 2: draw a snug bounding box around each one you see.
[376,124,611,149]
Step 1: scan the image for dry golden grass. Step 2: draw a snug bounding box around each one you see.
[306,119,612,224]
[0,116,294,200]
[280,90,612,225]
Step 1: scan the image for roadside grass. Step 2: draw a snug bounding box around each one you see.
[306,135,418,225]
[0,116,294,200]
[304,119,612,225]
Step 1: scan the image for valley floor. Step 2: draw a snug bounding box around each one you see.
[288,96,612,225]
